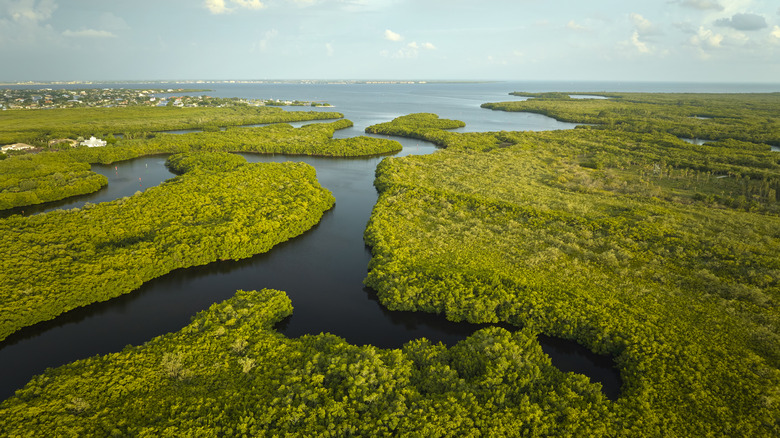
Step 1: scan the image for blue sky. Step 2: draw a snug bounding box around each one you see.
[1,0,779,82]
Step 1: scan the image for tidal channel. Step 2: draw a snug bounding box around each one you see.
[0,97,621,401]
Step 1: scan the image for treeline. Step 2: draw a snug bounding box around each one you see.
[361,110,780,435]
[165,151,247,174]
[0,105,343,146]
[369,114,780,213]
[482,92,780,146]
[0,153,107,210]
[0,289,613,436]
[366,113,509,151]
[365,113,466,148]
[0,156,335,341]
[67,120,400,163]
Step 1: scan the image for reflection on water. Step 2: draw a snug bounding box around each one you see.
[569,94,608,99]
[0,156,175,219]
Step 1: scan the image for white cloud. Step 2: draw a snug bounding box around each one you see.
[384,29,402,42]
[689,26,724,58]
[566,20,588,32]
[205,0,229,14]
[772,25,780,39]
[325,42,334,56]
[631,31,650,53]
[630,13,657,36]
[695,27,724,47]
[204,0,265,14]
[62,29,117,38]
[5,0,57,22]
[678,0,724,11]
[382,27,435,57]
[233,0,265,9]
[626,13,656,54]
[0,0,60,48]
[381,40,436,59]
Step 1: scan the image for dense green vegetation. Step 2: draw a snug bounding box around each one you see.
[0,156,334,341]
[482,92,780,146]
[366,112,466,147]
[3,93,779,435]
[107,119,401,160]
[362,113,780,435]
[0,153,107,210]
[0,289,613,437]
[0,119,400,210]
[165,151,247,174]
[0,105,343,146]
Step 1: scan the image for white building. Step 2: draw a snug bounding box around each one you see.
[81,136,107,147]
[1,143,35,152]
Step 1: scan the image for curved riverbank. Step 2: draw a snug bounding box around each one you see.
[0,159,335,341]
[0,138,621,402]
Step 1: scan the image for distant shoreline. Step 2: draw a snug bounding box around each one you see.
[0,79,498,86]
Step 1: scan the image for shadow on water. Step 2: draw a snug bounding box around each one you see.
[0,121,621,403]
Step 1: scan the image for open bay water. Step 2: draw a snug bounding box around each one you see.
[5,81,776,402]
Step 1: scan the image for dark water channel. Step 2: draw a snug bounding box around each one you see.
[0,140,621,402]
[1,87,621,401]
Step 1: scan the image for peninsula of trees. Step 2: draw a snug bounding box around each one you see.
[0,108,400,211]
[0,155,335,341]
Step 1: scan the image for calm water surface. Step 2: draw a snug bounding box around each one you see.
[0,82,666,401]
[0,156,175,218]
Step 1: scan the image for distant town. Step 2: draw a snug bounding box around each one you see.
[0,80,452,86]
[0,88,332,110]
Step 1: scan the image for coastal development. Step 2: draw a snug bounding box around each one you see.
[0,88,331,111]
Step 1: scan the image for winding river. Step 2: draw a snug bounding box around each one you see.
[0,84,621,401]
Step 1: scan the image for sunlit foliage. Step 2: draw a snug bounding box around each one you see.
[0,289,613,437]
[482,92,780,146]
[1,119,400,210]
[0,105,343,146]
[0,153,107,210]
[363,110,780,436]
[165,151,248,174]
[0,157,334,340]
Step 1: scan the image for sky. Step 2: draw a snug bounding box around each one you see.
[1,0,779,83]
